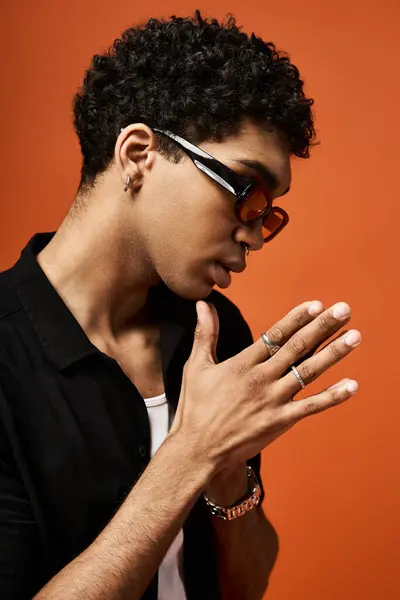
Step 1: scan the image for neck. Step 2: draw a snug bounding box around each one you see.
[37,193,161,342]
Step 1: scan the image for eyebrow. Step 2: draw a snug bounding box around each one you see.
[233,158,291,196]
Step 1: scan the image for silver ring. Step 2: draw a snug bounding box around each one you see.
[261,332,281,358]
[291,365,306,389]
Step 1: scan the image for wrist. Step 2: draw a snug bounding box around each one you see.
[204,463,249,506]
[164,430,217,492]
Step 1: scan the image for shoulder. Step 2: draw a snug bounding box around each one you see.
[0,267,26,365]
[0,267,21,321]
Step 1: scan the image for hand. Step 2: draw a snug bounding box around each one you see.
[169,300,361,475]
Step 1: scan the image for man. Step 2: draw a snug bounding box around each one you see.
[0,10,361,600]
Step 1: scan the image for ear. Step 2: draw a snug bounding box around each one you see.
[115,124,158,192]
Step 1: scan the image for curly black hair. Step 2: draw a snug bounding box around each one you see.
[73,10,316,192]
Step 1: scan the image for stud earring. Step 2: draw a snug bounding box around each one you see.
[124,175,131,192]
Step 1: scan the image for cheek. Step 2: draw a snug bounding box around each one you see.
[164,185,230,237]
[182,180,237,235]
[142,169,236,261]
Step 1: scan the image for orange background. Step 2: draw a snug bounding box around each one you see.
[1,1,399,598]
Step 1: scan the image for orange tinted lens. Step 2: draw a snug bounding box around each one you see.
[262,211,285,239]
[239,189,268,222]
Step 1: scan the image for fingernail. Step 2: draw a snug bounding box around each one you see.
[344,330,361,347]
[332,302,351,320]
[308,301,324,316]
[328,378,350,390]
[346,381,359,394]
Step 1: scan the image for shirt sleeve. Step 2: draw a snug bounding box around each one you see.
[0,384,43,600]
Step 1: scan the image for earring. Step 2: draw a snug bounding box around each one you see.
[124,175,131,192]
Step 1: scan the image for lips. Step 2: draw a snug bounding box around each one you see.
[219,261,246,274]
[214,262,232,289]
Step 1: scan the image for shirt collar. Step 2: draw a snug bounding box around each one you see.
[12,232,196,373]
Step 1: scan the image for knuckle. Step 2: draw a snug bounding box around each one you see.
[317,313,332,333]
[329,342,342,361]
[331,387,345,404]
[268,324,286,345]
[300,362,316,382]
[293,308,309,327]
[289,334,306,354]
[232,360,249,378]
[304,399,317,417]
[245,369,266,396]
[193,324,204,341]
[278,404,296,428]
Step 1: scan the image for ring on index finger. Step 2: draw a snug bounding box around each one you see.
[261,333,281,358]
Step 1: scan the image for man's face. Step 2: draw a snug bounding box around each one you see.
[137,119,292,300]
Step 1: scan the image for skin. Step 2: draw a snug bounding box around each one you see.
[39,118,291,339]
[34,118,362,600]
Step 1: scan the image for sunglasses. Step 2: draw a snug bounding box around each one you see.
[153,128,289,243]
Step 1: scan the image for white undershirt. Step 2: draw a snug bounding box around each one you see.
[143,392,187,600]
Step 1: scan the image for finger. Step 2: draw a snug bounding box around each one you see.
[327,378,352,391]
[289,377,353,405]
[284,378,359,422]
[265,302,352,378]
[193,301,220,366]
[279,329,361,396]
[207,302,220,364]
[284,341,324,373]
[243,300,324,367]
[282,329,351,377]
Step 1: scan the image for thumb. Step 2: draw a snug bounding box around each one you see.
[193,301,220,365]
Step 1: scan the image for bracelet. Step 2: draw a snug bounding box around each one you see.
[203,465,262,521]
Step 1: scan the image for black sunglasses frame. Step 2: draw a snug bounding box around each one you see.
[152,128,289,242]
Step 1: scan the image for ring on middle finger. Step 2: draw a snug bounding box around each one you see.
[261,332,281,358]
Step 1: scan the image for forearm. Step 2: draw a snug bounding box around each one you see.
[206,465,279,600]
[34,433,213,600]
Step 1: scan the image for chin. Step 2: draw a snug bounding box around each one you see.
[161,272,215,301]
[175,282,214,301]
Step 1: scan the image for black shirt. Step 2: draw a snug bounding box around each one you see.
[0,232,264,600]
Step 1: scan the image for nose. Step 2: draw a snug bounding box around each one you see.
[235,219,265,252]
